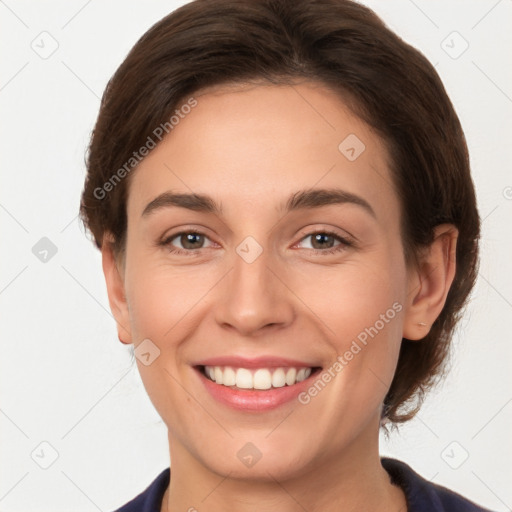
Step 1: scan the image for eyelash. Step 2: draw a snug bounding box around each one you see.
[159,229,354,256]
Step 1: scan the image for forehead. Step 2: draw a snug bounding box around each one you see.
[127,81,399,228]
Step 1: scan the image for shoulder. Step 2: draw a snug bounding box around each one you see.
[113,467,170,512]
[381,457,496,512]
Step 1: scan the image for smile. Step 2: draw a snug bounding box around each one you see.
[194,360,322,411]
[201,365,314,389]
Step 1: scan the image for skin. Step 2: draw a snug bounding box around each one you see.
[102,81,458,512]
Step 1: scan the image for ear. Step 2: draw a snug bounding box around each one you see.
[403,224,458,340]
[101,233,133,345]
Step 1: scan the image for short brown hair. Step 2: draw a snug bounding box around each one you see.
[80,0,480,423]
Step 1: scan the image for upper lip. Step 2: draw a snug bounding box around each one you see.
[193,355,321,369]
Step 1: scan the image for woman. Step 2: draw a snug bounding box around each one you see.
[80,0,493,510]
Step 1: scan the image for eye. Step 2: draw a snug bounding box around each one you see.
[160,230,215,255]
[296,230,353,255]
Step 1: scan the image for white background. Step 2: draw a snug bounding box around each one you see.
[1,1,511,511]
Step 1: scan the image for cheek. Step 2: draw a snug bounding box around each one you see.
[291,255,406,403]
[291,254,405,339]
[124,258,214,431]
[124,250,216,342]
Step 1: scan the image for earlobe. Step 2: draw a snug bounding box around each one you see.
[101,234,132,345]
[403,224,458,340]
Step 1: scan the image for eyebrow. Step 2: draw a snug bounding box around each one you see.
[141,188,376,219]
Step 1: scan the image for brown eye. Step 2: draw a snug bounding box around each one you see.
[178,232,205,250]
[297,230,353,256]
[160,230,214,255]
[310,233,337,250]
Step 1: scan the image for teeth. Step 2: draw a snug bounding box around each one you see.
[272,368,286,388]
[236,368,253,389]
[285,367,297,385]
[223,366,236,386]
[203,366,313,389]
[296,368,307,382]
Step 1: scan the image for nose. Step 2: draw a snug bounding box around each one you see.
[214,245,295,337]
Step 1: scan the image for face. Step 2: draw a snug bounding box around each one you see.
[109,81,414,480]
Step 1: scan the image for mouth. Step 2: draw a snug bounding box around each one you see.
[193,363,323,411]
[197,365,322,390]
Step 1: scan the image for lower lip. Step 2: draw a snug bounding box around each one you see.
[195,367,321,411]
